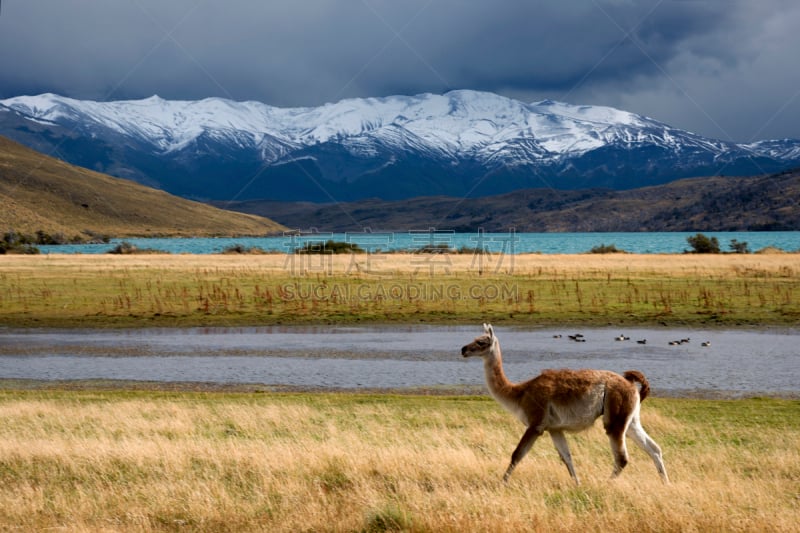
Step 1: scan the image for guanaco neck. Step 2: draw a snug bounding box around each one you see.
[483,340,516,401]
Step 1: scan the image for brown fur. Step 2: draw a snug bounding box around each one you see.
[461,324,668,484]
[623,370,650,401]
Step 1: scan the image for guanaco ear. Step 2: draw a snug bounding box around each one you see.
[484,323,494,338]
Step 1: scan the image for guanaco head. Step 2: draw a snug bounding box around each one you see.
[461,323,497,358]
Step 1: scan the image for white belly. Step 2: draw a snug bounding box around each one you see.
[541,386,605,431]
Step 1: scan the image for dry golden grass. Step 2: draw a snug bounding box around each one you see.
[1,253,798,327]
[2,251,796,280]
[0,391,797,532]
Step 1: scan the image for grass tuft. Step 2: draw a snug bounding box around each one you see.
[362,503,413,533]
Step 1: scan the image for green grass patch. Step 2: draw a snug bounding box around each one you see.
[2,255,799,327]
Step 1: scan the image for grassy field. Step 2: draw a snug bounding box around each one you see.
[1,253,798,327]
[2,254,798,530]
[0,390,796,532]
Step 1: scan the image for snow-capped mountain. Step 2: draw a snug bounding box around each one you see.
[1,90,799,201]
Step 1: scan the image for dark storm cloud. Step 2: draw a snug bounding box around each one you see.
[0,0,798,141]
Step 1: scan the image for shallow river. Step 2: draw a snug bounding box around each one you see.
[0,326,797,397]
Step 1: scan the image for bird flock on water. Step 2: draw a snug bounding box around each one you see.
[553,333,710,347]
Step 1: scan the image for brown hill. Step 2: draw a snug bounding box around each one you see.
[0,136,286,240]
[221,170,800,232]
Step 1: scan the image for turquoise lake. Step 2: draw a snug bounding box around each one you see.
[37,231,800,255]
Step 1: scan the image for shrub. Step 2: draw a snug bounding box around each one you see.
[83,230,111,243]
[107,242,165,254]
[413,243,454,254]
[107,242,138,254]
[588,243,627,254]
[729,239,750,254]
[295,240,365,254]
[0,231,40,254]
[221,244,267,254]
[686,233,720,254]
[34,230,68,245]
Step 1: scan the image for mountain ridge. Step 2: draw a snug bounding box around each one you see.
[218,168,800,233]
[0,135,286,241]
[2,90,799,202]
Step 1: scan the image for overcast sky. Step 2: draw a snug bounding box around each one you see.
[1,0,799,142]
